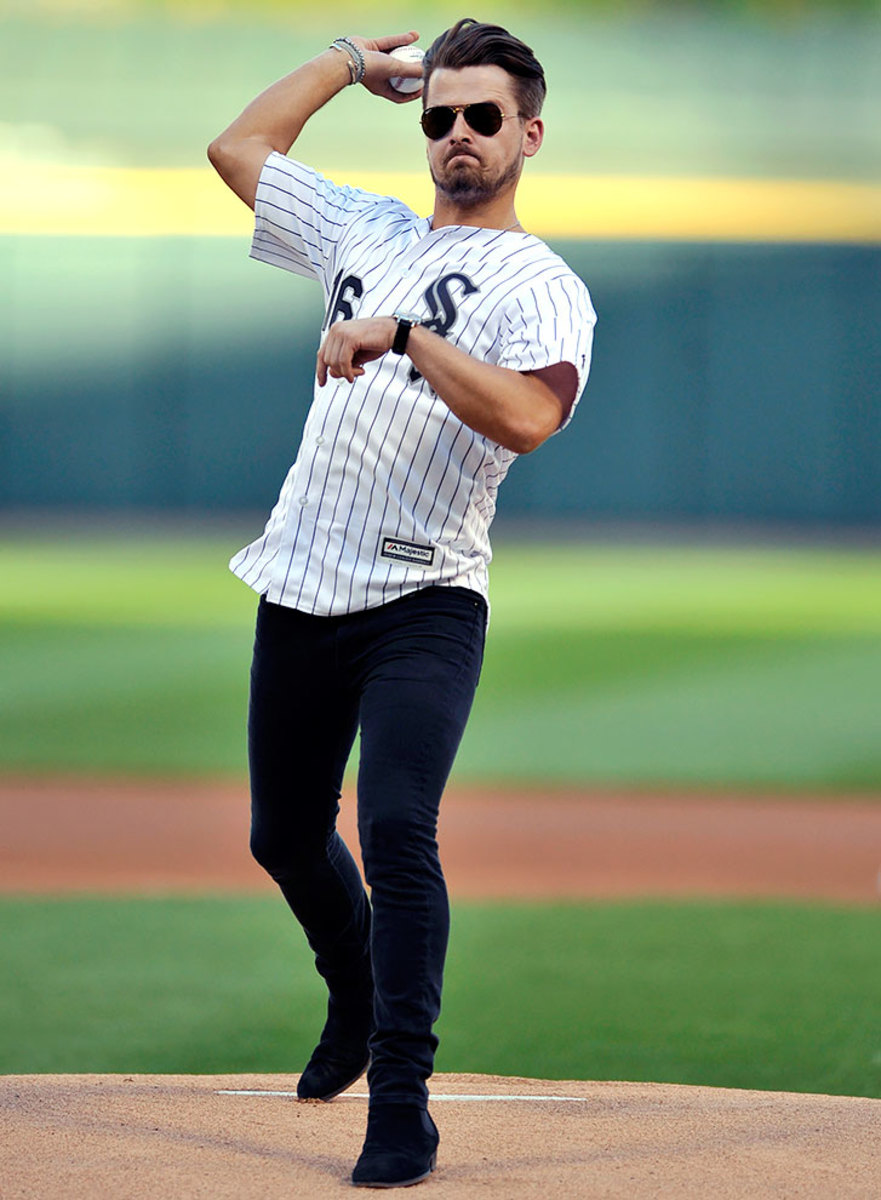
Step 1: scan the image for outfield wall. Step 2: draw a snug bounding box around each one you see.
[2,237,878,524]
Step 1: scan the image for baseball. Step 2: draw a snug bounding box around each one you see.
[389,44,424,94]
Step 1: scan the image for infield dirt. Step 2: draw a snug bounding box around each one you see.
[2,776,880,902]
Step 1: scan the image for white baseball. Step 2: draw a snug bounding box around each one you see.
[389,45,424,94]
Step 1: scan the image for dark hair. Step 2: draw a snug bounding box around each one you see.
[422,18,546,119]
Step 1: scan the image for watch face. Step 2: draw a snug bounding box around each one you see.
[394,312,422,324]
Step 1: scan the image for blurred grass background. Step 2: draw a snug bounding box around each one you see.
[2,897,880,1100]
[2,0,880,1097]
[1,531,880,788]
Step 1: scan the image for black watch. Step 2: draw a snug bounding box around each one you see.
[392,311,422,355]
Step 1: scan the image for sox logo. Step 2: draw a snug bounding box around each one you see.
[323,270,479,382]
[409,272,478,382]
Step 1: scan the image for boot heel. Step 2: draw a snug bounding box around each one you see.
[351,1104,439,1187]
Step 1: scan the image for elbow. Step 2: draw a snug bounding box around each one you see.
[506,433,542,455]
[207,133,249,180]
[206,135,263,209]
[497,378,572,453]
[505,400,574,452]
[503,419,553,455]
[207,135,230,173]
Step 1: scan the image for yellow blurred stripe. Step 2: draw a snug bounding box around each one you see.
[2,164,879,242]
[521,175,881,244]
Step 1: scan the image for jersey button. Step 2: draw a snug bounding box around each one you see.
[298,496,309,507]
[315,436,325,446]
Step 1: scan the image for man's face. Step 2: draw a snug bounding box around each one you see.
[423,65,543,209]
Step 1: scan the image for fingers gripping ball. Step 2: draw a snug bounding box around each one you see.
[389,45,424,94]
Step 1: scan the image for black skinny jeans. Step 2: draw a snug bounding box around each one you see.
[248,585,487,1107]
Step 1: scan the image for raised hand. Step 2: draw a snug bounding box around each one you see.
[347,31,424,103]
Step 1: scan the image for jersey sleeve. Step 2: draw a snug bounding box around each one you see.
[496,270,597,430]
[249,152,376,286]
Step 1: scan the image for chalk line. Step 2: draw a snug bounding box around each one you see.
[217,1090,591,1102]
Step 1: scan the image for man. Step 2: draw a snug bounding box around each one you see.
[208,18,595,1189]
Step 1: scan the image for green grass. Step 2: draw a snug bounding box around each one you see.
[1,533,880,788]
[1,896,879,1098]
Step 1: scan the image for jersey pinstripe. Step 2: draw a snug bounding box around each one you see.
[230,151,596,615]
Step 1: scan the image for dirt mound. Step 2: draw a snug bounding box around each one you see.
[2,1072,878,1198]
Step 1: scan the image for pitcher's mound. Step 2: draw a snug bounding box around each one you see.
[2,1072,878,1198]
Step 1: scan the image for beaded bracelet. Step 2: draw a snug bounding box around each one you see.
[329,37,365,86]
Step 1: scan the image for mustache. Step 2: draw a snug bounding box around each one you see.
[444,146,482,166]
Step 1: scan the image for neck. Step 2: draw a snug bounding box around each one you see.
[431,190,522,233]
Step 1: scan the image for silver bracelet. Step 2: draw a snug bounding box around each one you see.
[330,37,365,85]
[330,43,357,85]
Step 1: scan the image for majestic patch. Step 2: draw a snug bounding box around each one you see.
[379,537,436,567]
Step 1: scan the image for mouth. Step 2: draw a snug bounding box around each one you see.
[446,151,480,167]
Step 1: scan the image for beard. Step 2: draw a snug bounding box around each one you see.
[430,149,523,209]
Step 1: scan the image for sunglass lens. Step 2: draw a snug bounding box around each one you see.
[465,103,504,136]
[421,108,455,140]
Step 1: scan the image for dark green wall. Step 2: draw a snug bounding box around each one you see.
[2,237,878,524]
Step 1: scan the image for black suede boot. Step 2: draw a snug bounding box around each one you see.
[297,1042,370,1101]
[351,1103,439,1188]
[297,992,373,1101]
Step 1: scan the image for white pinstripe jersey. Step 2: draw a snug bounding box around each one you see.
[230,151,596,615]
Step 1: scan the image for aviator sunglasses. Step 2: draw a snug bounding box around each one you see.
[420,102,519,141]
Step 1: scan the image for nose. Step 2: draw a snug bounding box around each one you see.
[448,109,472,141]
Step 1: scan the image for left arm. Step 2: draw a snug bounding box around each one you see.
[316,317,578,454]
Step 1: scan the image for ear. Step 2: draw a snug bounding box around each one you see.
[522,116,544,158]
